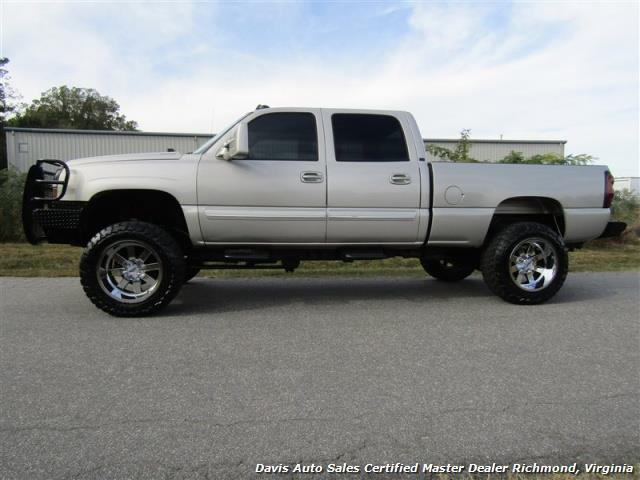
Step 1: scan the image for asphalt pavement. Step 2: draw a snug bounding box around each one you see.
[1,273,639,479]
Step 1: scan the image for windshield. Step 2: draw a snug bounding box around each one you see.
[193,112,251,154]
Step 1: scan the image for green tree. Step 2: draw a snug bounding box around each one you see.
[0,167,27,241]
[501,151,526,164]
[9,86,138,131]
[0,57,21,168]
[426,129,478,162]
[562,154,595,166]
[611,189,640,227]
[500,151,595,166]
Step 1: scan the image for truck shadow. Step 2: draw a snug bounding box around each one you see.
[162,276,610,316]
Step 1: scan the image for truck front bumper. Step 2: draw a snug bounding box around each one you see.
[22,160,86,245]
[597,221,627,239]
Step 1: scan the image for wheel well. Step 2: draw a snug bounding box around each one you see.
[80,190,191,251]
[486,197,565,243]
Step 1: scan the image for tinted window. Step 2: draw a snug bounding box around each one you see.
[248,112,318,161]
[332,114,409,162]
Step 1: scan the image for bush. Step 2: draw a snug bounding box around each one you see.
[610,189,640,243]
[0,168,27,242]
[500,151,595,165]
[611,189,640,225]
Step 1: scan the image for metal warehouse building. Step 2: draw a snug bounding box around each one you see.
[5,127,566,172]
[424,138,565,162]
[613,177,640,196]
[5,127,211,172]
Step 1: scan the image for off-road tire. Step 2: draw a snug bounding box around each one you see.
[184,267,200,283]
[481,222,568,305]
[80,221,185,317]
[421,258,475,282]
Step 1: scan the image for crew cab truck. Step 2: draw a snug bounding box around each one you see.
[22,106,625,316]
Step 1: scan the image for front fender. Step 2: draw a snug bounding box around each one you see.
[61,156,199,205]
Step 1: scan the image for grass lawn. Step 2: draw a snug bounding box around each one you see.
[0,241,638,277]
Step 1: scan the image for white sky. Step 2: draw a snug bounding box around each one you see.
[1,1,638,175]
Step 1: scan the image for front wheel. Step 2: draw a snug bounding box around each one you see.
[421,258,475,282]
[80,221,185,317]
[481,222,568,305]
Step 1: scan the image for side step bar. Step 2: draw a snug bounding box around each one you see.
[223,249,271,261]
[341,250,386,261]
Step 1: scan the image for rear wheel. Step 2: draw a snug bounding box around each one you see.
[481,222,568,305]
[80,221,185,316]
[421,258,475,282]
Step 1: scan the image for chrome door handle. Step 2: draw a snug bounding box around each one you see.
[390,173,411,185]
[301,171,324,183]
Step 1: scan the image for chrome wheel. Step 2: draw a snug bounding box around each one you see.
[97,240,163,304]
[509,237,558,292]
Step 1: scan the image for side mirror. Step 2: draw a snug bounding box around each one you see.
[216,122,249,161]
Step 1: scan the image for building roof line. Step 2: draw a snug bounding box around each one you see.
[3,127,213,137]
[424,138,567,144]
[4,127,567,144]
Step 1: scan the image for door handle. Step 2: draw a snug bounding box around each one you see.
[301,171,324,183]
[390,173,411,185]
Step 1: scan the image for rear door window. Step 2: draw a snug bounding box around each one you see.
[331,114,409,162]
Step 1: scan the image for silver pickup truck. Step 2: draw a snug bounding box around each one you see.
[22,106,624,316]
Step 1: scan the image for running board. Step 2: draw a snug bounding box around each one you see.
[341,250,387,261]
[223,249,271,261]
[198,264,283,270]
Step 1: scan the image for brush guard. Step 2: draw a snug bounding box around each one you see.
[22,159,83,245]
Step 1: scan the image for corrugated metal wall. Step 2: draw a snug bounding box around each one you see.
[424,140,565,162]
[6,129,211,172]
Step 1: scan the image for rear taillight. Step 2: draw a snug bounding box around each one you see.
[603,171,614,208]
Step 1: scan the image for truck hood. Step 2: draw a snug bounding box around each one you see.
[67,151,183,167]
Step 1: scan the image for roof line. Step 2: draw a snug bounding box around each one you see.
[424,138,567,144]
[3,127,567,144]
[3,127,212,137]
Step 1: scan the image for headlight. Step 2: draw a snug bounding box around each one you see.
[49,168,66,199]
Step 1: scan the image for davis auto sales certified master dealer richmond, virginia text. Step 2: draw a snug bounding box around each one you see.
[255,462,635,474]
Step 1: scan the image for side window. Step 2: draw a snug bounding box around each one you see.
[248,112,318,161]
[332,114,409,162]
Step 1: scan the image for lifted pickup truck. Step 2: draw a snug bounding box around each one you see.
[23,106,624,316]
